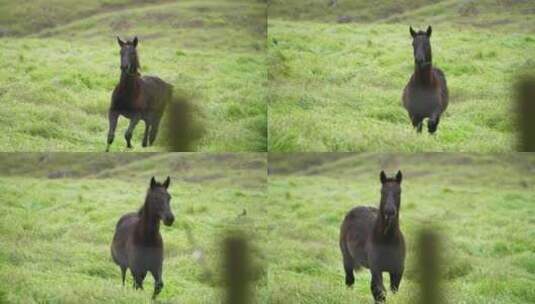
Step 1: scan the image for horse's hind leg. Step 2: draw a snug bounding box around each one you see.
[342,255,355,287]
[106,110,119,152]
[389,271,403,294]
[121,266,127,287]
[125,117,140,149]
[149,118,161,146]
[142,121,150,147]
[131,269,146,290]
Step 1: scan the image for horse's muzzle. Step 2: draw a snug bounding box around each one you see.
[163,214,175,226]
[415,60,431,68]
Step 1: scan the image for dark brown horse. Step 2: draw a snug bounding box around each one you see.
[402,26,449,133]
[340,171,406,303]
[111,176,175,299]
[106,37,172,151]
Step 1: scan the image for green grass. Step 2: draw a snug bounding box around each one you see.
[263,153,535,303]
[0,153,268,303]
[268,0,535,151]
[0,0,267,151]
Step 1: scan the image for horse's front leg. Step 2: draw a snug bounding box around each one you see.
[410,115,423,133]
[428,113,441,134]
[370,269,386,303]
[106,110,119,152]
[150,267,164,299]
[125,116,140,149]
[389,270,403,293]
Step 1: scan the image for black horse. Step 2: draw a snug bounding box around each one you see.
[340,171,406,303]
[106,37,172,151]
[402,26,449,133]
[111,176,174,299]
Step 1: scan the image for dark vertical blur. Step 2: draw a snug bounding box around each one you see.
[166,95,204,152]
[223,234,251,304]
[516,75,535,151]
[417,230,443,304]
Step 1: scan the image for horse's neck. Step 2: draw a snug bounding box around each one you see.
[118,72,140,96]
[414,64,433,86]
[373,215,400,241]
[137,204,160,240]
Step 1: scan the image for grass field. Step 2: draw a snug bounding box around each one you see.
[264,153,535,303]
[0,0,267,152]
[0,153,268,303]
[268,0,535,151]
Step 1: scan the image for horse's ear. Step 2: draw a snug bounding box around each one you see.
[163,176,170,189]
[410,26,416,38]
[133,36,138,48]
[395,170,402,183]
[426,26,432,37]
[380,171,387,184]
[150,176,157,188]
[117,36,125,47]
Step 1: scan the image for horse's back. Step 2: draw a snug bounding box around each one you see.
[340,206,377,268]
[141,75,172,115]
[111,212,139,267]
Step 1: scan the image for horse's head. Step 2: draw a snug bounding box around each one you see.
[409,26,432,68]
[117,36,140,75]
[379,170,402,227]
[147,176,175,226]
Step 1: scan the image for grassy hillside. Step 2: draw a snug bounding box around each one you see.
[263,153,535,303]
[268,0,535,33]
[0,153,268,303]
[0,0,267,151]
[268,0,535,151]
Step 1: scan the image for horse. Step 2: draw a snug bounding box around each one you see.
[339,171,406,303]
[111,176,175,299]
[402,26,449,134]
[106,36,172,151]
